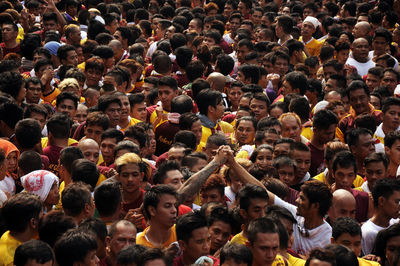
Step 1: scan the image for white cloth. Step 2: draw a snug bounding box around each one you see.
[223,33,235,45]
[360,181,371,193]
[0,176,15,196]
[345,57,376,77]
[21,170,59,201]
[303,16,321,29]
[0,189,7,207]
[369,51,399,72]
[361,219,387,255]
[375,123,400,141]
[274,196,332,255]
[225,186,236,208]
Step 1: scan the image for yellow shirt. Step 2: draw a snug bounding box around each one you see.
[119,117,142,132]
[230,233,289,265]
[299,37,323,57]
[41,88,61,104]
[301,127,313,141]
[313,170,365,188]
[358,257,381,266]
[200,121,234,144]
[288,254,305,266]
[136,225,177,248]
[0,231,22,266]
[41,137,78,149]
[150,109,169,128]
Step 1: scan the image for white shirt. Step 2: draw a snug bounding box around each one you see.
[0,176,15,196]
[346,57,376,77]
[274,196,332,255]
[375,123,400,141]
[225,186,236,208]
[361,219,387,255]
[369,51,399,72]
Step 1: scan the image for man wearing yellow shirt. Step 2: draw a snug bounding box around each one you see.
[0,193,43,266]
[195,89,234,144]
[150,76,179,128]
[331,217,380,266]
[136,185,178,249]
[299,16,323,57]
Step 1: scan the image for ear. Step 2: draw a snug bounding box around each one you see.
[178,240,186,252]
[378,195,386,206]
[239,209,248,221]
[84,202,93,216]
[208,105,215,115]
[30,217,38,229]
[311,202,320,213]
[384,146,390,155]
[105,235,111,247]
[148,205,157,218]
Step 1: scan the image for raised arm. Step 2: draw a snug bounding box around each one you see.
[226,149,275,205]
[177,146,229,204]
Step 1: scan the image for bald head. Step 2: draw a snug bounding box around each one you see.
[353,22,371,39]
[206,72,226,92]
[324,90,342,102]
[78,138,100,164]
[328,189,356,223]
[109,39,123,50]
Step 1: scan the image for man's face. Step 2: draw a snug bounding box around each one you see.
[152,194,177,228]
[118,96,130,120]
[249,98,268,121]
[75,107,88,124]
[100,137,117,165]
[236,120,256,145]
[251,232,279,266]
[273,58,289,77]
[211,99,226,121]
[349,88,370,115]
[57,99,76,118]
[301,22,315,39]
[204,143,219,162]
[201,188,224,204]
[372,36,388,55]
[188,20,202,34]
[273,143,290,158]
[352,133,375,161]
[352,39,370,63]
[244,198,268,221]
[131,101,147,121]
[182,227,210,264]
[237,45,250,64]
[43,19,58,32]
[336,49,350,65]
[238,1,249,16]
[333,166,356,191]
[85,125,104,145]
[164,169,184,191]
[383,105,400,132]
[315,124,336,145]
[296,191,312,217]
[80,143,100,164]
[366,74,381,91]
[386,139,400,166]
[158,85,177,111]
[203,36,216,48]
[291,150,311,180]
[365,161,386,192]
[63,50,78,66]
[386,236,400,266]
[381,72,398,94]
[277,165,295,186]
[107,19,119,34]
[323,66,337,81]
[105,103,121,128]
[168,147,185,163]
[302,8,314,19]
[334,233,362,257]
[209,220,231,253]
[230,18,241,33]
[30,112,46,130]
[26,82,42,104]
[81,250,99,266]
[251,10,262,25]
[69,28,81,45]
[85,69,103,87]
[382,190,400,219]
[329,198,356,223]
[118,163,143,193]
[109,224,137,257]
[1,24,17,42]
[281,117,301,142]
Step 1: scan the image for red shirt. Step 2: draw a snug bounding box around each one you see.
[307,142,325,177]
[43,144,63,176]
[351,189,369,223]
[0,43,21,56]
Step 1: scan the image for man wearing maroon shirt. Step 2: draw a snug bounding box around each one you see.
[308,109,338,177]
[0,22,20,57]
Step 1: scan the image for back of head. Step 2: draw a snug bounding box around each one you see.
[47,113,72,139]
[171,95,193,114]
[15,118,42,149]
[117,245,148,266]
[61,182,92,217]
[18,151,42,175]
[38,210,76,248]
[324,244,358,266]
[71,159,100,191]
[94,181,122,218]
[54,228,97,266]
[14,240,54,266]
[305,248,337,266]
[220,243,253,266]
[247,217,279,245]
[60,146,84,174]
[176,211,207,242]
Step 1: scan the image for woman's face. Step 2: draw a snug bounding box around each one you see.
[255,148,273,171]
[6,151,17,173]
[44,181,60,206]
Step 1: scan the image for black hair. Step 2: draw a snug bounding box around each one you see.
[346,80,369,99]
[92,45,114,59]
[301,180,332,217]
[18,151,42,175]
[247,217,279,245]
[332,217,361,240]
[61,182,92,217]
[14,240,54,266]
[47,113,72,139]
[372,178,400,208]
[78,217,108,243]
[332,150,357,175]
[237,184,269,212]
[57,44,77,62]
[0,71,24,100]
[364,152,389,169]
[195,89,222,116]
[152,160,181,185]
[284,71,308,96]
[175,45,193,69]
[324,244,358,266]
[220,243,253,266]
[71,159,100,191]
[94,181,122,218]
[176,211,207,242]
[313,109,338,130]
[117,245,149,265]
[15,118,42,149]
[384,130,400,148]
[56,91,79,109]
[97,95,122,112]
[38,210,76,248]
[238,64,260,84]
[60,146,84,174]
[54,229,98,266]
[143,185,177,220]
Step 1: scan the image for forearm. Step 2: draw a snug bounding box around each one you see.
[229,159,275,204]
[178,159,220,203]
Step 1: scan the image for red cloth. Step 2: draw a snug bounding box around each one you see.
[222,113,236,124]
[155,121,180,156]
[121,189,145,214]
[155,152,168,168]
[178,204,192,216]
[43,145,63,176]
[0,43,21,56]
[307,142,325,177]
[351,189,369,223]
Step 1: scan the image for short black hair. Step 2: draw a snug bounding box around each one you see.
[117,245,148,265]
[176,211,207,242]
[0,71,24,100]
[143,185,177,220]
[237,184,269,212]
[94,181,122,218]
[238,64,260,84]
[57,44,76,62]
[60,146,84,174]
[195,89,222,116]
[54,229,98,266]
[364,152,389,169]
[56,91,79,109]
[15,118,42,149]
[247,217,279,245]
[332,217,361,240]
[372,178,400,207]
[332,150,357,175]
[38,210,76,248]
[384,130,400,148]
[283,71,308,96]
[346,80,369,99]
[313,109,338,130]
[47,113,72,139]
[220,243,253,266]
[71,159,100,191]
[14,240,54,266]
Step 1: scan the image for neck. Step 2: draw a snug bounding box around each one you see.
[42,83,54,95]
[382,123,395,135]
[146,222,172,247]
[119,117,129,129]
[182,252,197,266]
[310,135,325,150]
[304,214,324,230]
[4,39,17,49]
[10,229,34,243]
[302,35,312,43]
[280,34,291,43]
[49,138,68,147]
[388,161,398,177]
[356,160,365,176]
[371,211,392,227]
[64,175,72,186]
[355,57,368,63]
[122,188,141,203]
[207,115,218,124]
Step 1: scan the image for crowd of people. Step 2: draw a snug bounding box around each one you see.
[0,0,399,265]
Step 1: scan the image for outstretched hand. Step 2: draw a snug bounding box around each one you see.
[212,145,232,165]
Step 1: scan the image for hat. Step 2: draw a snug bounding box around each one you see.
[44,41,61,56]
[21,170,59,202]
[303,16,321,29]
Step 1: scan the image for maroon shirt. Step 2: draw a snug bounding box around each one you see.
[307,142,325,177]
[351,189,369,223]
[43,145,63,176]
[155,121,180,156]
